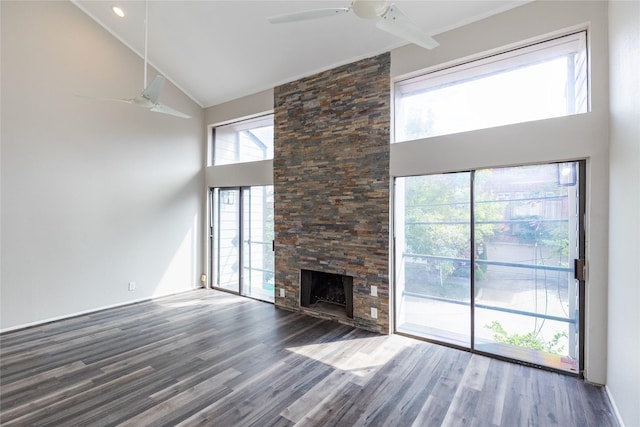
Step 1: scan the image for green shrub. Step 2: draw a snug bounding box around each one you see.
[485,320,567,355]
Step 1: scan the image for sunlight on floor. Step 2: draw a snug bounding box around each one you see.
[286,334,412,378]
[156,290,245,309]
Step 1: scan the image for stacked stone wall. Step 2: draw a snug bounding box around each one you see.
[273,53,390,333]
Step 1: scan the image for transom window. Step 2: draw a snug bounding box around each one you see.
[212,114,274,166]
[394,31,588,142]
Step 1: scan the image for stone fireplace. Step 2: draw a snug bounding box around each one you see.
[273,53,390,333]
[300,270,354,319]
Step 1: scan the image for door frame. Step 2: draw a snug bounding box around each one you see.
[209,186,275,303]
[392,160,586,376]
[210,187,242,294]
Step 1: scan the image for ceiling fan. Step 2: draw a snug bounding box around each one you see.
[81,75,191,119]
[78,1,191,119]
[268,0,439,50]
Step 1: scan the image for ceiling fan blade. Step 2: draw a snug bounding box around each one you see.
[151,103,191,119]
[268,8,349,24]
[376,4,439,50]
[142,75,165,103]
[75,93,134,104]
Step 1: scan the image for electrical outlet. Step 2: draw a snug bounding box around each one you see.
[200,274,207,283]
[371,307,378,319]
[371,285,378,297]
[128,281,136,291]
[279,288,285,298]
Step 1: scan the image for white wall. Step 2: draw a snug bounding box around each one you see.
[1,1,205,331]
[390,0,610,384]
[205,89,273,128]
[607,1,640,425]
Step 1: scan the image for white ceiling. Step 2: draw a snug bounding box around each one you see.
[73,0,529,108]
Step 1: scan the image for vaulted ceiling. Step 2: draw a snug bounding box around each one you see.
[73,1,529,108]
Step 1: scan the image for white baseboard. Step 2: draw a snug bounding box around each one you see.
[605,385,626,427]
[0,287,203,334]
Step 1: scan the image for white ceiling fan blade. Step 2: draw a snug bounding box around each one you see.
[376,4,439,50]
[75,93,134,104]
[151,103,191,119]
[268,8,349,24]
[142,75,165,103]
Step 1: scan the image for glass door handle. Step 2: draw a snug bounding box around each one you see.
[574,259,585,281]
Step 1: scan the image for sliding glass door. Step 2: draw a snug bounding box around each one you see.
[241,186,275,302]
[213,188,241,293]
[211,186,274,302]
[395,162,584,373]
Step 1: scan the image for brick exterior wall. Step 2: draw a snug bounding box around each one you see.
[273,53,390,333]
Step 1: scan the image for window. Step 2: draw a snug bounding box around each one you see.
[394,31,587,142]
[213,115,274,165]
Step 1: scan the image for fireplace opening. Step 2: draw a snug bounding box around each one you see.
[300,270,353,319]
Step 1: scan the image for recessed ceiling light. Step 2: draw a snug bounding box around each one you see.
[112,5,125,18]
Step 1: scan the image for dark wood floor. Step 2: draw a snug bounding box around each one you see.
[1,289,618,427]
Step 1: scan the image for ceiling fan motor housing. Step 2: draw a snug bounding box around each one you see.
[351,0,390,19]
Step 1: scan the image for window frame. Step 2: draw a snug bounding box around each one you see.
[211,113,274,166]
[393,31,588,143]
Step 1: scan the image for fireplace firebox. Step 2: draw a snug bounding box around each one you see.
[300,270,353,319]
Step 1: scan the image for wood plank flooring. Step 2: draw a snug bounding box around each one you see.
[0,289,618,426]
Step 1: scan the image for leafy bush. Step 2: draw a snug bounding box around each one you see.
[485,321,567,355]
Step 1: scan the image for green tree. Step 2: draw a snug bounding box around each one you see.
[405,173,470,278]
[404,174,503,281]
